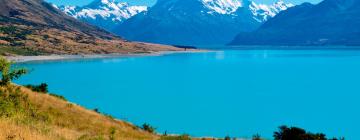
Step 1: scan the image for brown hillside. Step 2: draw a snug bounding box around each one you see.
[0,0,182,55]
[0,0,117,39]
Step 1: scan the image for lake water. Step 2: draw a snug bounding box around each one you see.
[15,50,360,139]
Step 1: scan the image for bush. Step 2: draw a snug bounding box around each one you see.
[274,125,344,140]
[0,85,50,123]
[141,123,156,133]
[0,86,28,117]
[25,83,66,101]
[25,83,48,93]
[0,57,27,85]
[93,108,100,113]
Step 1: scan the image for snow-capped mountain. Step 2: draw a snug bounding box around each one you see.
[57,0,147,31]
[114,0,293,45]
[231,0,360,46]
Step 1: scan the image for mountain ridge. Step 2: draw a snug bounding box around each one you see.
[0,0,116,39]
[113,0,293,46]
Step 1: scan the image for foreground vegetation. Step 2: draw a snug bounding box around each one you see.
[0,84,162,140]
[0,57,345,140]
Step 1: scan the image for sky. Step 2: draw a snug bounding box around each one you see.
[46,0,323,6]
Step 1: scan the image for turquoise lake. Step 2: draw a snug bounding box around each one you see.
[15,50,360,139]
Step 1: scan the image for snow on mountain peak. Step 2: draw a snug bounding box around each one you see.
[249,0,294,22]
[200,0,293,18]
[58,0,147,22]
[101,0,111,4]
[273,0,295,11]
[201,0,242,14]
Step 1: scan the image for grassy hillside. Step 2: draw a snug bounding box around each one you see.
[0,85,160,140]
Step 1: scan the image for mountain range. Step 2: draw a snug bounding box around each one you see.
[113,0,293,46]
[230,0,360,46]
[56,0,293,46]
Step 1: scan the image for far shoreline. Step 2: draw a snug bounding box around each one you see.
[6,50,209,63]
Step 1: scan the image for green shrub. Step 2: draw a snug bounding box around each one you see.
[274,125,344,140]
[141,123,156,133]
[0,86,28,117]
[26,83,48,93]
[0,86,50,124]
[0,57,27,85]
[93,108,100,113]
[25,83,66,101]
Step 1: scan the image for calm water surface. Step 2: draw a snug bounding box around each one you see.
[15,50,360,139]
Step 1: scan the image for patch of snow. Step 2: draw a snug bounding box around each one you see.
[200,0,293,20]
[51,4,59,9]
[201,0,242,14]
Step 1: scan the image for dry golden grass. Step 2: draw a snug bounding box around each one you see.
[0,86,159,140]
[0,119,53,140]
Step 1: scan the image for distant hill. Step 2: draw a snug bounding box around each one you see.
[57,0,147,31]
[230,0,360,46]
[113,0,293,46]
[0,0,180,56]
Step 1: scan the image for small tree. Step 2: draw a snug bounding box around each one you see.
[141,123,156,133]
[274,125,328,140]
[0,57,27,86]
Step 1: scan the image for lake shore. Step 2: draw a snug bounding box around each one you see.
[6,50,208,63]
